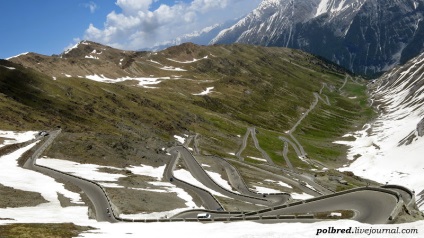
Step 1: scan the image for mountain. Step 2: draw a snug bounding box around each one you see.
[140,20,238,51]
[339,52,424,211]
[2,41,371,170]
[211,0,424,77]
[4,41,424,226]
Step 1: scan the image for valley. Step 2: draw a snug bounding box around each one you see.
[0,41,423,237]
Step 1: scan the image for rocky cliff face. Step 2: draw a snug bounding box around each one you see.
[212,0,424,77]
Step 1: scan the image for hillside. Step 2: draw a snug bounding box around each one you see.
[338,52,424,212]
[1,42,375,217]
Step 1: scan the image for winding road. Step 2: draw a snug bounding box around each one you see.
[23,130,117,222]
[20,129,410,225]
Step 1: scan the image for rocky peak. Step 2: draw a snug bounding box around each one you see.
[211,0,424,77]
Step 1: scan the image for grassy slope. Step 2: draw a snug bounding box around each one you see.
[1,44,370,169]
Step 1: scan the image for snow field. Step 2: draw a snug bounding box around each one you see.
[0,139,90,223]
[0,130,37,148]
[37,158,125,183]
[74,219,424,238]
[174,169,231,198]
[335,57,424,205]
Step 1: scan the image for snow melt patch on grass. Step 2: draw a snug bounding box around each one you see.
[0,143,83,204]
[174,135,186,144]
[0,130,37,148]
[0,142,91,223]
[85,74,170,88]
[127,164,166,181]
[1,65,15,70]
[166,55,208,64]
[174,169,230,198]
[205,170,238,193]
[291,192,314,200]
[264,179,292,189]
[247,156,267,162]
[253,186,282,194]
[37,158,125,182]
[160,66,187,71]
[193,87,214,96]
[85,55,99,60]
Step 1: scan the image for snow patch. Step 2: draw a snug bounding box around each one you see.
[247,156,267,162]
[205,170,238,193]
[174,135,186,144]
[166,55,208,64]
[193,87,214,96]
[127,164,165,181]
[85,74,171,88]
[1,66,15,70]
[253,186,282,194]
[174,169,230,198]
[160,66,187,71]
[6,52,29,60]
[0,130,37,148]
[291,192,314,200]
[37,158,125,182]
[85,55,99,60]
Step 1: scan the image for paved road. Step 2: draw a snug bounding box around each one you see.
[170,146,287,206]
[235,129,249,161]
[236,128,274,165]
[251,189,398,224]
[282,141,293,170]
[250,128,274,165]
[174,188,400,224]
[163,148,223,211]
[338,75,348,91]
[23,130,117,222]
[213,156,289,205]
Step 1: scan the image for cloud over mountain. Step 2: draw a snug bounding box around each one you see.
[84,0,261,50]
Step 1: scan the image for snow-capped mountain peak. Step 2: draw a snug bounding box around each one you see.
[315,0,364,17]
[212,0,424,76]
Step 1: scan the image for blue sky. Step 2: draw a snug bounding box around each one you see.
[0,0,261,59]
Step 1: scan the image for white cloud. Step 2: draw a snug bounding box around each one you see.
[84,1,98,13]
[83,0,261,50]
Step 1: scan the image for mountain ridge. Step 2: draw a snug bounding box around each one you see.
[211,0,424,77]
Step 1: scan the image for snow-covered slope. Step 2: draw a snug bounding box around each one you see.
[337,53,424,211]
[211,0,424,76]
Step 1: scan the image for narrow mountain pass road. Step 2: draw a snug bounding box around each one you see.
[169,146,289,206]
[163,148,223,211]
[242,188,400,224]
[23,130,117,222]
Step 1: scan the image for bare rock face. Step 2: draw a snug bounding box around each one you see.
[212,0,424,77]
[418,118,424,137]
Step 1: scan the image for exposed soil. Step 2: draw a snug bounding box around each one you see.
[0,184,47,209]
[105,187,187,215]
